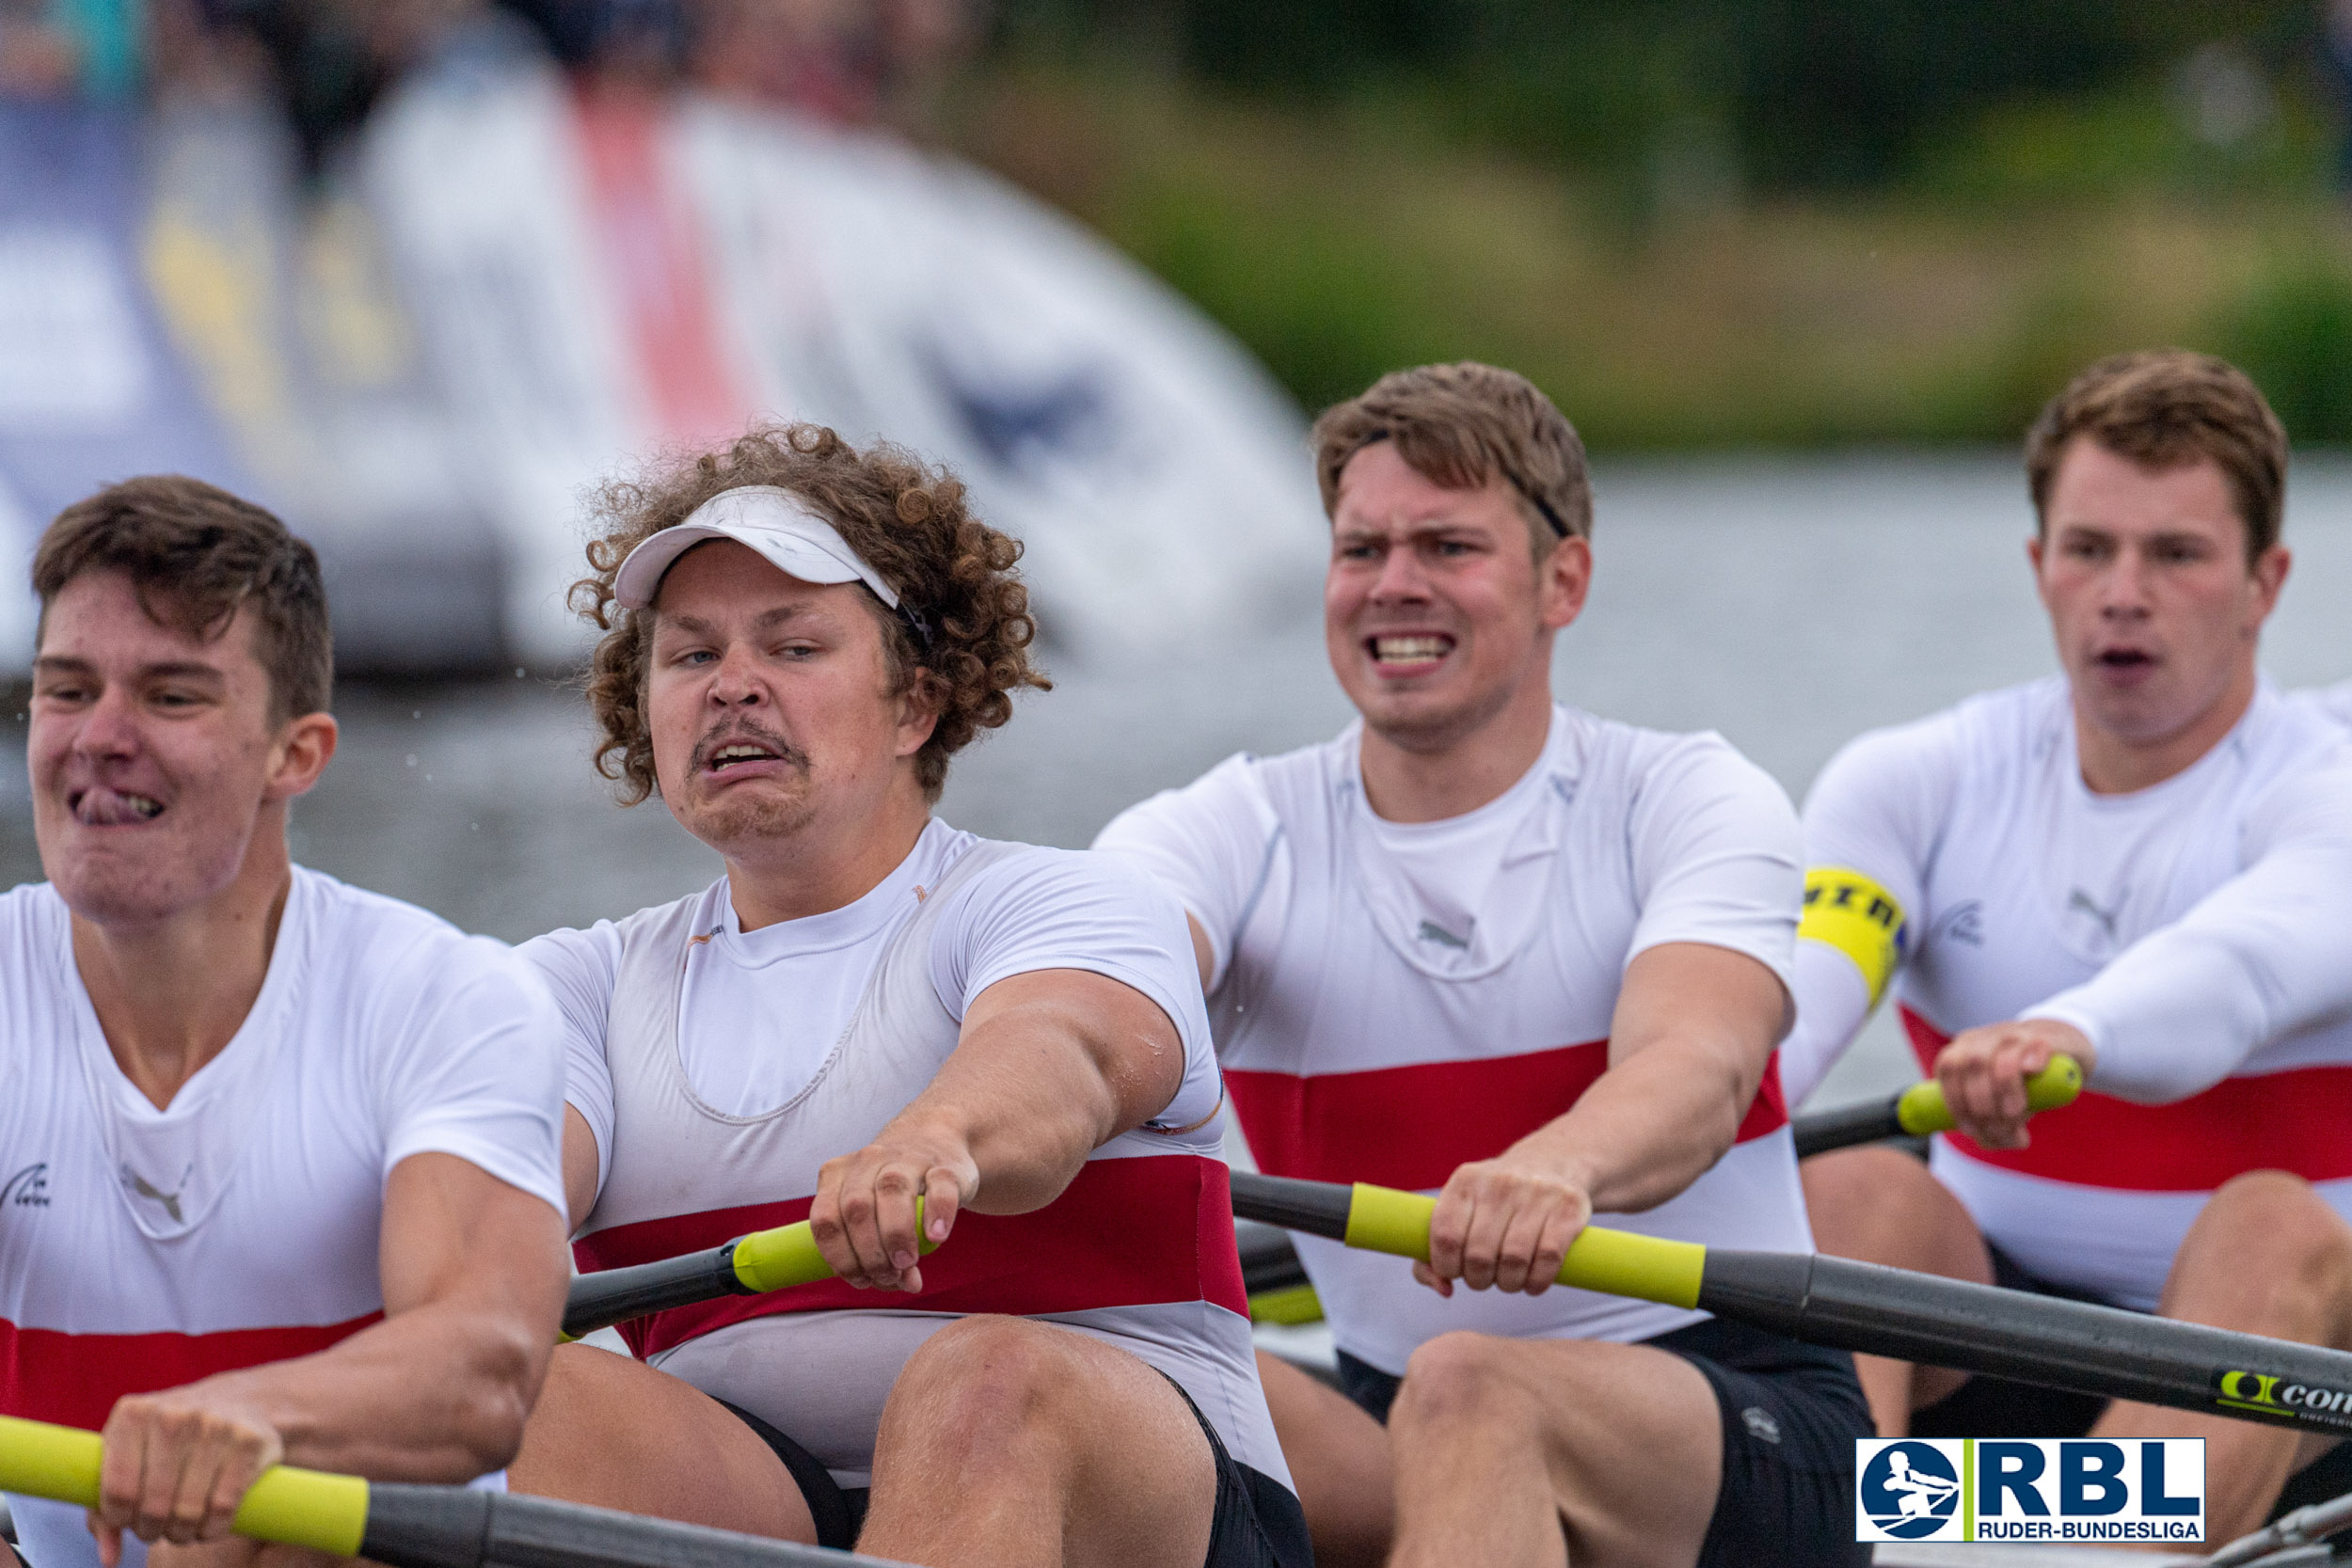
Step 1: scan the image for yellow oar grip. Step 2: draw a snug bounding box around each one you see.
[1895,1054,2083,1137]
[1342,1183,1708,1310]
[232,1468,370,1556]
[0,1416,369,1557]
[729,1199,941,1294]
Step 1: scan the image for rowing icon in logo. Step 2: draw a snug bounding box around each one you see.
[1861,1442,1962,1540]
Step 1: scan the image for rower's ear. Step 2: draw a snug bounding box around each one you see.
[893,669,943,759]
[263,711,339,803]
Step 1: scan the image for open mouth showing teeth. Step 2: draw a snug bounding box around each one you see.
[1370,635,1454,666]
[706,743,782,772]
[71,789,164,826]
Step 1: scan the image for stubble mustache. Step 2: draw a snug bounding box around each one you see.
[688,721,811,777]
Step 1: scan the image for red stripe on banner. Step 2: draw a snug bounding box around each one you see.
[0,1313,381,1432]
[1901,1006,2352,1190]
[572,88,749,448]
[573,1155,1248,1359]
[1226,1040,1788,1192]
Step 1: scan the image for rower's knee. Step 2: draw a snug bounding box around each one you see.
[2170,1172,2352,1338]
[1391,1333,1533,1434]
[882,1315,1069,1459]
[1804,1146,1987,1282]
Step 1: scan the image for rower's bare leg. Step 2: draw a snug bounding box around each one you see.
[2090,1170,2352,1548]
[1385,1332,1719,1568]
[859,1316,1217,1568]
[507,1342,816,1542]
[1255,1351,1391,1568]
[1804,1146,1994,1434]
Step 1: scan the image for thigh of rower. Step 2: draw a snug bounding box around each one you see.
[1392,1335,1721,1567]
[866,1316,1218,1568]
[506,1341,817,1543]
[1256,1351,1391,1568]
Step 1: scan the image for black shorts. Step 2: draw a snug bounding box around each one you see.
[1910,1243,2352,1518]
[719,1384,1312,1568]
[1339,1316,1874,1568]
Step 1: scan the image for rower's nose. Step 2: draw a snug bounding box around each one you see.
[707,642,768,705]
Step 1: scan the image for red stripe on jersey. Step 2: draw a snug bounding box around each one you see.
[1226,1039,1789,1192]
[573,1154,1247,1359]
[0,1313,381,1432]
[1901,1006,2352,1190]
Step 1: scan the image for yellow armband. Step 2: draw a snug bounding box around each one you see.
[1800,866,1908,1009]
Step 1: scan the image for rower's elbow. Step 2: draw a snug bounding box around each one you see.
[454,1321,545,1472]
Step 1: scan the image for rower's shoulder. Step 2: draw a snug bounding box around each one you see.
[0,881,63,980]
[289,866,547,1003]
[1095,745,1290,855]
[1809,678,2058,806]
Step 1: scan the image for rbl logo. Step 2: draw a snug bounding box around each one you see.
[1854,1439,2205,1544]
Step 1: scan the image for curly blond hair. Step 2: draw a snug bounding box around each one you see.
[573,424,1049,803]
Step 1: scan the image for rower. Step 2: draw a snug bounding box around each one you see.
[1783,350,2352,1542]
[506,426,1307,1568]
[1095,363,1872,1568]
[0,479,571,1568]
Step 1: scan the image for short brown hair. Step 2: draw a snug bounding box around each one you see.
[1311,362,1592,551]
[2026,350,2287,563]
[32,476,332,724]
[574,424,1049,804]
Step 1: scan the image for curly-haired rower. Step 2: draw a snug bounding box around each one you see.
[574,422,1049,803]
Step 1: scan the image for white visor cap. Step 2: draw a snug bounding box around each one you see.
[611,486,905,614]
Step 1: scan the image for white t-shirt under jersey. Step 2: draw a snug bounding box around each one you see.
[0,868,568,1568]
[1095,705,1815,1371]
[1785,677,2352,1308]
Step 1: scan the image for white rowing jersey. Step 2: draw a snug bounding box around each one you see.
[1785,677,2352,1310]
[2296,679,2352,733]
[527,819,1286,1491]
[0,868,568,1568]
[1093,705,1814,1377]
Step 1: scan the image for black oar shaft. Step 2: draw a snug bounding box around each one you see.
[563,1243,750,1340]
[1789,1097,1906,1160]
[362,1488,884,1568]
[1698,1251,2352,1437]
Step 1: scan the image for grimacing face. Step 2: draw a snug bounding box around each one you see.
[1324,439,1587,752]
[644,540,935,856]
[2030,437,2287,752]
[30,572,329,927]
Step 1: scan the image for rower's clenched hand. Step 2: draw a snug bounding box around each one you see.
[89,1381,283,1565]
[1417,1151,1596,1297]
[812,1113,979,1292]
[1934,1018,2096,1150]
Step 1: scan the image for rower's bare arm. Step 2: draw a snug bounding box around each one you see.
[560,1105,601,1230]
[810,966,1185,1292]
[1420,942,1784,1299]
[1185,913,1216,992]
[88,1153,566,1562]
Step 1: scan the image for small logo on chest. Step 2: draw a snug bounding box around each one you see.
[1932,901,1985,948]
[2066,887,2125,942]
[1416,919,1470,950]
[119,1164,190,1225]
[1,1164,49,1208]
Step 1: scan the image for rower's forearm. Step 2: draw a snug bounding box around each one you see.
[891,1039,1118,1216]
[209,1300,547,1481]
[1520,1042,1754,1214]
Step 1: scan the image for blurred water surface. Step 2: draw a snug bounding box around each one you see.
[6,453,2348,1104]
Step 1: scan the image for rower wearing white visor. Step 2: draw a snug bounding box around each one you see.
[1786,351,2352,1544]
[0,479,570,1568]
[507,425,1307,1568]
[1095,364,1871,1568]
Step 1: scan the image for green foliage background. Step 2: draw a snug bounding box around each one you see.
[943,0,2352,447]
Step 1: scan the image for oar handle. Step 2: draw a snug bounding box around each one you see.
[1338,1183,1708,1310]
[0,1416,370,1556]
[1895,1054,2083,1137]
[1790,1054,2082,1157]
[563,1202,936,1341]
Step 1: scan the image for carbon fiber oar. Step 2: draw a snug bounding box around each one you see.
[1231,1171,2352,1438]
[0,1415,903,1568]
[564,1204,934,1341]
[1791,1055,2083,1159]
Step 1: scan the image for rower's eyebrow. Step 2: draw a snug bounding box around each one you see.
[30,656,227,684]
[657,603,824,641]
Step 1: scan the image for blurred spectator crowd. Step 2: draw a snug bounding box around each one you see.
[0,0,974,150]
